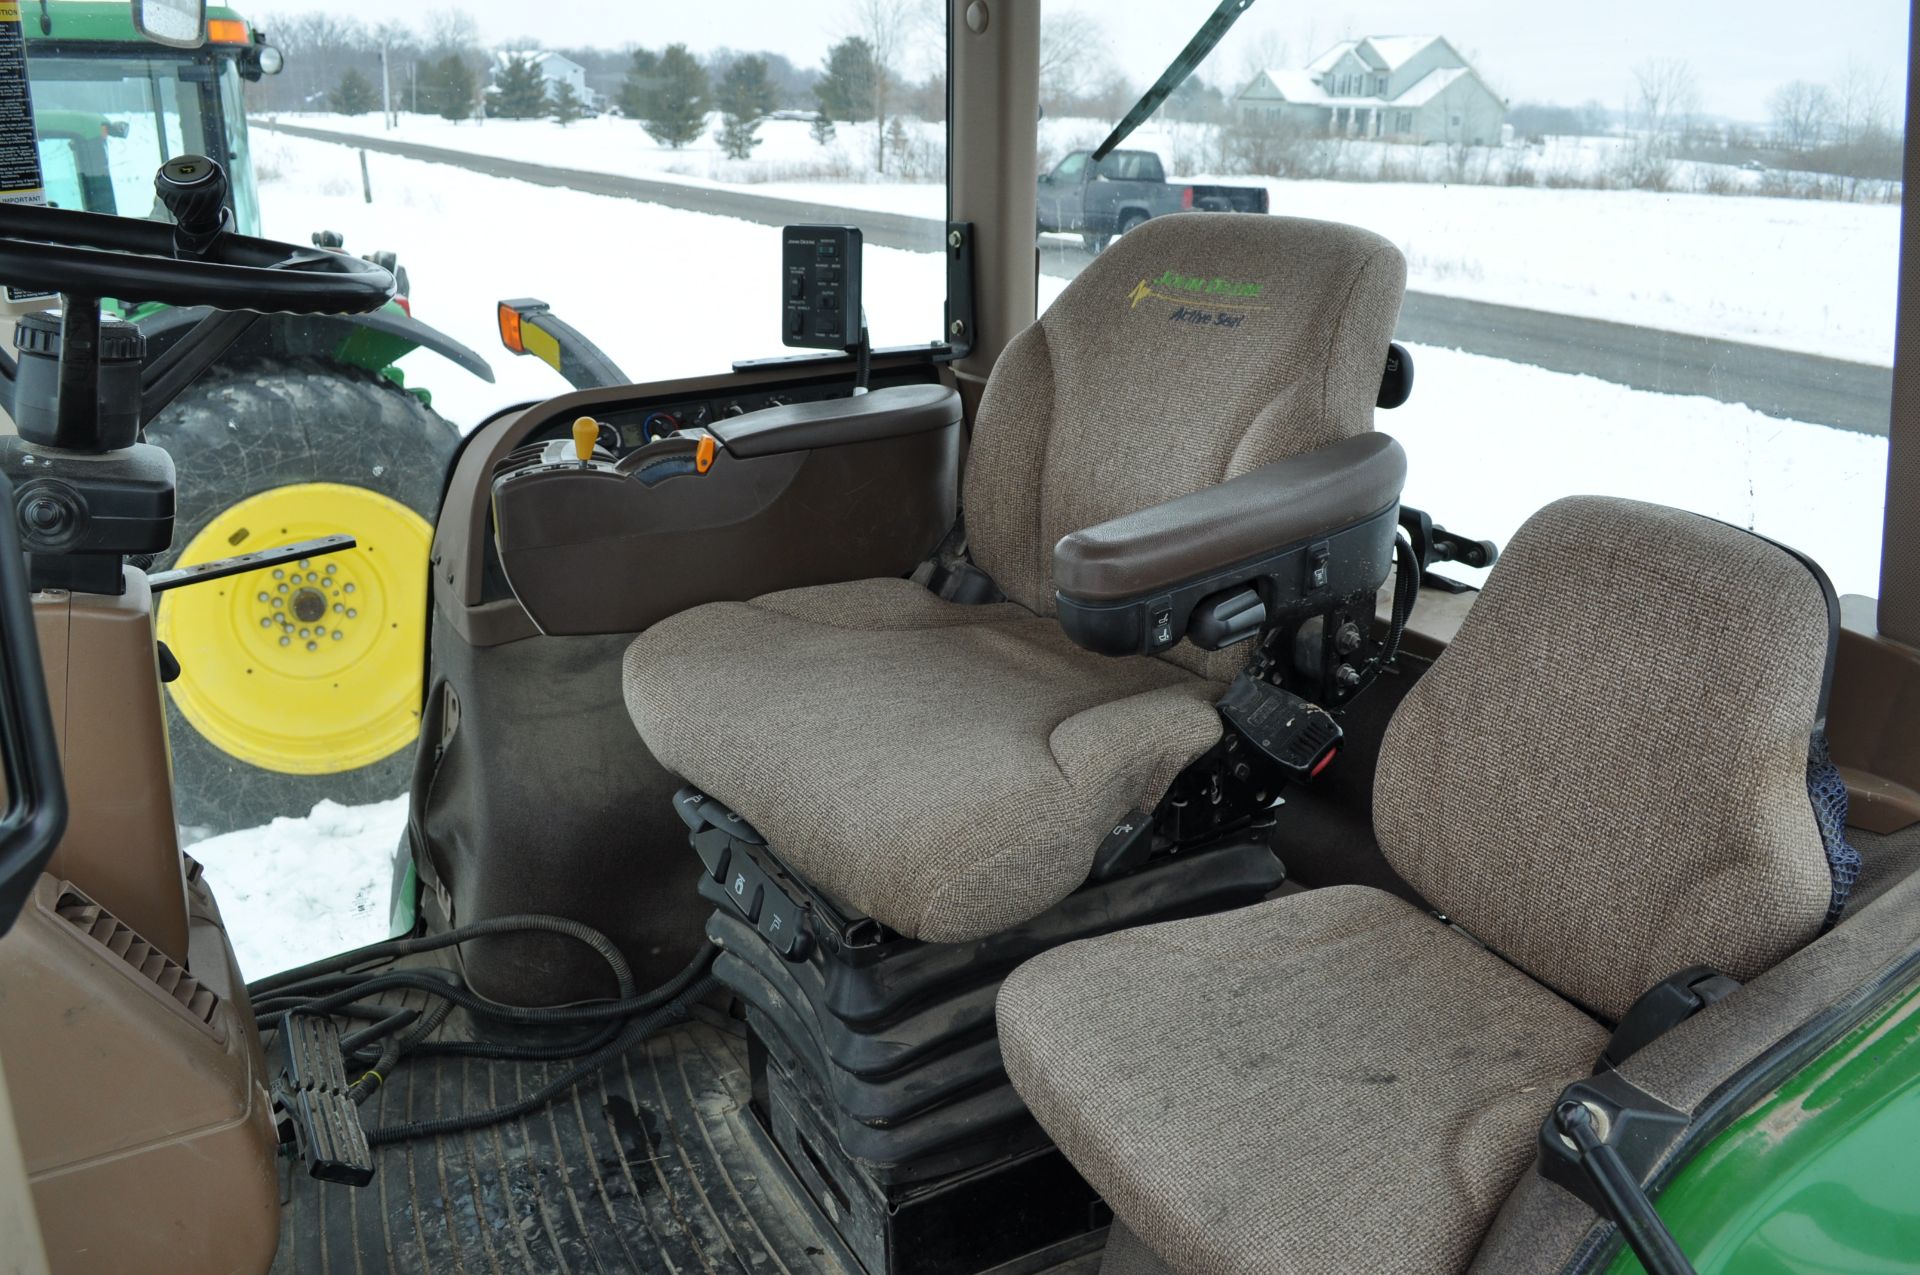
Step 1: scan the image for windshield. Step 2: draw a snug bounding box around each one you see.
[24,48,252,230]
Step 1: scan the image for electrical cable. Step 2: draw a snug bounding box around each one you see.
[363,970,719,1146]
[256,913,718,1143]
[249,912,636,1001]
[1380,531,1421,669]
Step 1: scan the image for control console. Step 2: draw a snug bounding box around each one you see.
[782,225,863,350]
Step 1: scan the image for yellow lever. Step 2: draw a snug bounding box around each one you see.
[571,416,599,463]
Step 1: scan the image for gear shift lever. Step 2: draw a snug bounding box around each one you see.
[154,155,232,258]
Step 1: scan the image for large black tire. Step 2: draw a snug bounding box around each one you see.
[145,357,458,835]
[1115,210,1150,238]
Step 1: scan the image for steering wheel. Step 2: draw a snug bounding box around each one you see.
[0,161,393,314]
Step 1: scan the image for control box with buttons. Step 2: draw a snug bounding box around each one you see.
[782,224,863,350]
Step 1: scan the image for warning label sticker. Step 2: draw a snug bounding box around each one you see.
[0,0,42,207]
[0,0,49,302]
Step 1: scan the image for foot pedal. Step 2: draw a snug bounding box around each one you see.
[1218,674,1343,778]
[270,1011,376,1186]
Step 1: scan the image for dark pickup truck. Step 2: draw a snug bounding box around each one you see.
[1037,148,1269,251]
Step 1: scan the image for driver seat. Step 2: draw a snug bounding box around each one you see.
[623,213,1409,944]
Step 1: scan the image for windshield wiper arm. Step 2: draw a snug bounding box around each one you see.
[1092,0,1258,162]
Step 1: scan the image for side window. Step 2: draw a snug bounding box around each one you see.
[1039,2,1900,600]
[1056,152,1087,180]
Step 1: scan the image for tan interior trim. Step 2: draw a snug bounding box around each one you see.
[1879,3,1920,643]
[33,574,190,965]
[948,0,1040,405]
[1829,594,1920,833]
[0,1052,50,1275]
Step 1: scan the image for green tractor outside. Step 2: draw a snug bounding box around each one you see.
[21,1,494,832]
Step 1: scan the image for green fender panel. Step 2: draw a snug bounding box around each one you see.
[1606,976,1920,1274]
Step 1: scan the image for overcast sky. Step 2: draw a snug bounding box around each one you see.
[229,0,1909,122]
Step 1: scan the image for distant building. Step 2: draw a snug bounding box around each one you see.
[1235,36,1506,145]
[493,49,591,105]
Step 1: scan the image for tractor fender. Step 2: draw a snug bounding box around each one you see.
[136,306,497,384]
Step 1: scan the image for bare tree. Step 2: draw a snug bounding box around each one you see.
[1039,11,1109,110]
[1234,28,1288,86]
[1769,79,1834,152]
[424,9,480,59]
[1830,59,1890,148]
[1620,57,1698,186]
[1632,57,1698,152]
[845,0,925,172]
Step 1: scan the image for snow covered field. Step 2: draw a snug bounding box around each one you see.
[211,129,1889,979]
[268,112,1901,363]
[191,796,406,978]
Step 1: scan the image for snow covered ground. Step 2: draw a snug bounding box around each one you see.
[190,796,407,978]
[214,128,1889,978]
[266,112,1901,363]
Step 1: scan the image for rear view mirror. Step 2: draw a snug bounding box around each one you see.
[131,0,205,48]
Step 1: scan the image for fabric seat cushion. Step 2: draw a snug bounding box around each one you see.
[624,577,1224,943]
[998,885,1608,1275]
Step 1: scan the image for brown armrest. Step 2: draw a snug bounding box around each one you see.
[710,384,962,459]
[1054,433,1407,603]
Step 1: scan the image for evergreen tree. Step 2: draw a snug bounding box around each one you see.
[617,47,661,120]
[814,36,877,123]
[330,68,379,116]
[809,113,837,146]
[421,54,475,121]
[550,79,587,126]
[716,55,775,160]
[492,52,549,120]
[643,44,708,149]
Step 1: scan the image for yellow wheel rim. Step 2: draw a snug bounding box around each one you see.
[156,482,431,776]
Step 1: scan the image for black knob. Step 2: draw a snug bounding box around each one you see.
[15,480,87,552]
[155,155,232,257]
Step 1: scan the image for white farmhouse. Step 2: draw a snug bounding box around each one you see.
[1236,36,1506,145]
[492,49,591,104]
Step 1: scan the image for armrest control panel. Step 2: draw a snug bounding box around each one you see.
[1054,433,1407,659]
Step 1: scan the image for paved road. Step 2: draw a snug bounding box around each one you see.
[264,121,1894,436]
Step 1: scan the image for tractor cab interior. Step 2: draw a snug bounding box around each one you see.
[1,2,1918,1275]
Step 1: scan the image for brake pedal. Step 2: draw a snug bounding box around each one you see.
[1218,674,1343,778]
[270,1011,375,1186]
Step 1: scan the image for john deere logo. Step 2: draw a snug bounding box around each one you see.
[1128,270,1269,331]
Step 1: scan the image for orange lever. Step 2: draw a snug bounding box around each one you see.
[695,433,717,474]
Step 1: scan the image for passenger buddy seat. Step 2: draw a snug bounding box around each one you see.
[623,213,1410,1271]
[997,495,1856,1275]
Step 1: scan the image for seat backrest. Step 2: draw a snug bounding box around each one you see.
[1374,496,1845,1021]
[964,214,1406,619]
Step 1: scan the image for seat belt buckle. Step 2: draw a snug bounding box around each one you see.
[1217,673,1342,779]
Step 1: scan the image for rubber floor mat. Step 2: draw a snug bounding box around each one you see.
[271,1016,856,1274]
